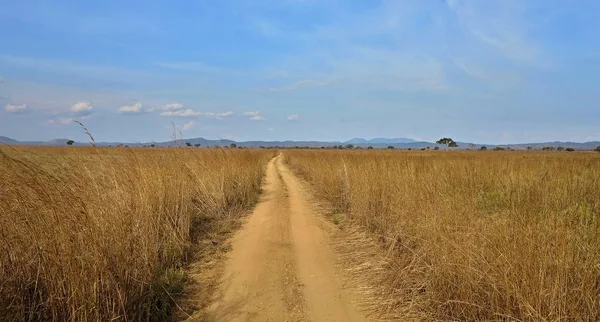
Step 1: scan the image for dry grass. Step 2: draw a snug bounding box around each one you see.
[0,146,272,321]
[284,150,600,321]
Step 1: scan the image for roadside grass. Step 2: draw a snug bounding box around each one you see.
[284,150,600,321]
[0,146,272,321]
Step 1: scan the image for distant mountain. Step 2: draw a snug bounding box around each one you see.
[150,138,236,147]
[344,138,369,144]
[0,136,19,144]
[46,138,72,145]
[1,135,599,150]
[344,137,417,145]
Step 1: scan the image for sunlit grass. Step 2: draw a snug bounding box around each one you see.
[0,146,272,321]
[285,150,600,321]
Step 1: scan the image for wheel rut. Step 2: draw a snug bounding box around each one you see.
[201,155,365,322]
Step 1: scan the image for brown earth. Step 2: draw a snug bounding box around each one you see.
[191,155,367,322]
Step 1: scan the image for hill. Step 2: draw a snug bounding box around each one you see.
[1,135,599,150]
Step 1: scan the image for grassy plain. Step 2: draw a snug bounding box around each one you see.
[0,146,272,321]
[284,150,600,321]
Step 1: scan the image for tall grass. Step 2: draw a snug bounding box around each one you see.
[0,146,272,321]
[285,150,600,321]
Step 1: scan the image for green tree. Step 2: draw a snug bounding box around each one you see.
[367,146,374,150]
[527,146,533,151]
[194,143,201,148]
[185,142,191,147]
[436,137,458,148]
[566,148,575,152]
[557,146,565,151]
[596,146,600,152]
[387,146,395,150]
[434,146,440,151]
[480,146,487,151]
[345,144,354,149]
[150,144,156,148]
[66,140,74,146]
[230,143,237,149]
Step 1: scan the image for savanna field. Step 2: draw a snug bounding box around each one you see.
[0,146,273,321]
[284,150,600,321]
[2,147,600,321]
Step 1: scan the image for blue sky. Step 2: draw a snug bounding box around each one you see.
[1,0,599,144]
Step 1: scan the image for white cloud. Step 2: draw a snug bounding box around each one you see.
[70,101,93,114]
[217,111,234,118]
[156,61,243,76]
[244,110,265,121]
[47,117,75,125]
[287,114,299,121]
[160,109,235,119]
[243,111,261,117]
[160,109,202,117]
[268,80,333,91]
[4,104,27,113]
[118,102,143,114]
[203,111,235,119]
[455,59,522,89]
[162,103,184,111]
[46,115,91,125]
[183,121,195,130]
[445,0,539,64]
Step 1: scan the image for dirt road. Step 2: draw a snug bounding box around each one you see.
[204,155,365,322]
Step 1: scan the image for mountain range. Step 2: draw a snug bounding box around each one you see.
[1,135,599,150]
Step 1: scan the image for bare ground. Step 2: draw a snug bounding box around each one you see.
[182,155,396,322]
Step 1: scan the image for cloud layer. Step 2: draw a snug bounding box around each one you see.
[4,104,27,113]
[1,0,599,143]
[118,102,143,114]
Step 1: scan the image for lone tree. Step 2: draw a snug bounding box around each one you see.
[436,137,458,148]
[596,146,600,152]
[185,142,191,147]
[194,143,201,148]
[230,143,237,149]
[480,146,487,151]
[66,140,74,145]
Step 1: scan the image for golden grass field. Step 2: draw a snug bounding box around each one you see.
[284,150,600,321]
[0,146,272,321]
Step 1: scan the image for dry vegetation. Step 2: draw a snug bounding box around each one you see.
[284,150,600,321]
[0,146,272,321]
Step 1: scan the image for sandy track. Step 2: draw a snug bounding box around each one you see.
[204,155,365,322]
